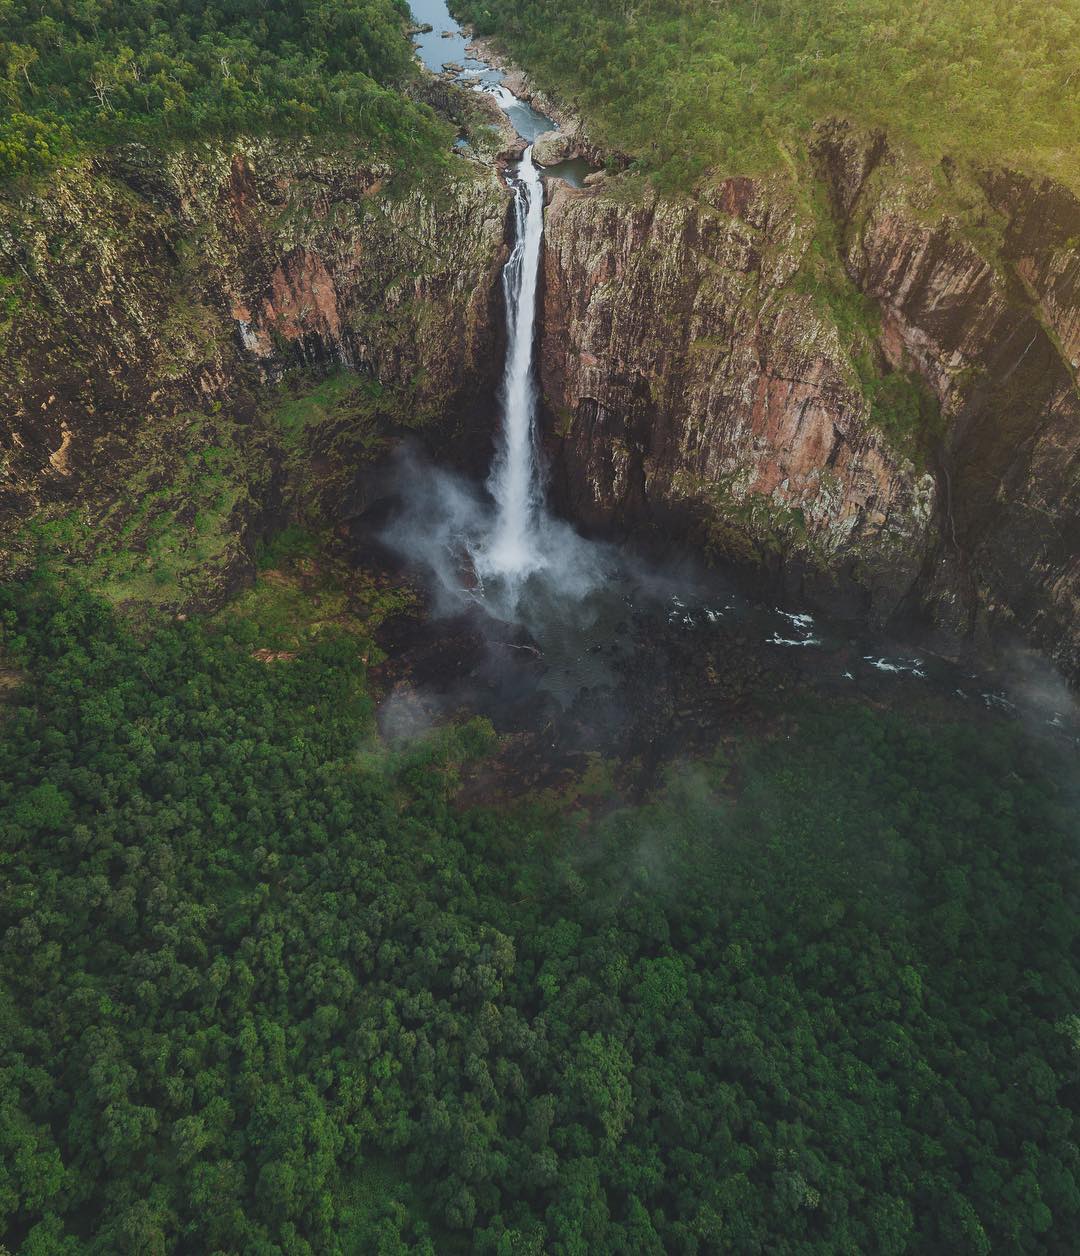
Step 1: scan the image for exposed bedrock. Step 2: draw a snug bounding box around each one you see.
[2,121,1078,678]
[0,139,511,529]
[540,125,1080,678]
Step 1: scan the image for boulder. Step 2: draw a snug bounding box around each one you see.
[532,130,573,166]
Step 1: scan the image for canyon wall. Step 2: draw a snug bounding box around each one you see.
[1,117,1077,678]
[541,127,1080,676]
[0,139,509,593]
[541,168,934,621]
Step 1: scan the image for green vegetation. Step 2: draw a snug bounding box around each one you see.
[858,353,944,465]
[215,525,416,660]
[1,575,1078,1251]
[0,0,448,180]
[788,179,944,466]
[268,373,367,447]
[12,407,273,610]
[693,468,812,566]
[2,369,419,616]
[456,0,1080,191]
[1,5,1078,1248]
[266,370,407,461]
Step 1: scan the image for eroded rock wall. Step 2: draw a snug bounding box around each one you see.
[2,119,1078,677]
[0,139,509,528]
[541,172,934,618]
[825,128,1080,676]
[541,133,1080,676]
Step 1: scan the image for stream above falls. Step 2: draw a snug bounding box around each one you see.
[409,0,560,142]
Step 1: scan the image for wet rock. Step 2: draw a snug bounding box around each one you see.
[501,69,529,97]
[499,139,528,163]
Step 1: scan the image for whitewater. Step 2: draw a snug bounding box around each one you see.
[379,84,605,622]
[475,135,547,585]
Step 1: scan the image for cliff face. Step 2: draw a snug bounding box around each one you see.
[829,134,1080,674]
[2,119,1077,677]
[541,171,934,620]
[0,138,509,556]
[541,130,1080,675]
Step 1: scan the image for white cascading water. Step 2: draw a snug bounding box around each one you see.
[474,134,547,589]
[380,85,604,621]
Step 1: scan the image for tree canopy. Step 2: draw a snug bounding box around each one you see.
[0,0,446,179]
[1,574,1078,1251]
[455,0,1080,191]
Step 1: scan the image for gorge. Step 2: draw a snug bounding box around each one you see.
[360,22,1079,763]
[2,16,1079,693]
[2,1,1079,1251]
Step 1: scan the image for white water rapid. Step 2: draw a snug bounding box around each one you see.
[475,139,546,587]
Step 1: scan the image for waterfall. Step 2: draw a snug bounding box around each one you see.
[379,83,604,621]
[475,142,547,589]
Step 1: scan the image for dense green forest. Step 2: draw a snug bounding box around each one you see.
[1,573,1078,1252]
[0,0,445,178]
[2,1,1078,1250]
[456,0,1080,190]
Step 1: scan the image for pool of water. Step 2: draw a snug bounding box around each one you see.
[361,495,1079,788]
[470,548,1078,732]
[494,89,556,143]
[542,156,596,187]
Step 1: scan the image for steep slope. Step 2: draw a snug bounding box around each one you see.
[1,88,1077,679]
[540,125,1080,676]
[541,168,933,617]
[0,138,509,603]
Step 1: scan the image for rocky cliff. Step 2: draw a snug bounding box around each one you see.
[540,126,1080,677]
[0,138,509,604]
[2,114,1077,679]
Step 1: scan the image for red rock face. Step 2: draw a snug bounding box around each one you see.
[542,130,1080,677]
[267,250,343,344]
[230,249,345,358]
[841,145,1080,676]
[203,143,510,398]
[541,175,934,623]
[0,139,510,525]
